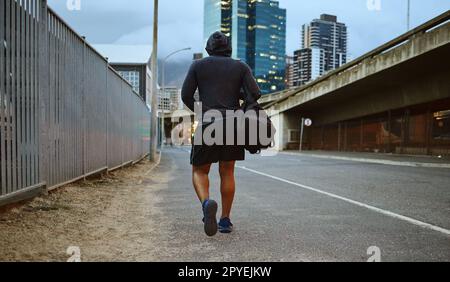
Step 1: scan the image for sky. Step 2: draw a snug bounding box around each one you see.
[48,0,450,61]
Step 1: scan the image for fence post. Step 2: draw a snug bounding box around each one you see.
[0,0,6,195]
[105,59,109,170]
[121,81,124,165]
[81,36,86,177]
[39,0,49,190]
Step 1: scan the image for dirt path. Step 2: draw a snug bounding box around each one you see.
[0,158,172,262]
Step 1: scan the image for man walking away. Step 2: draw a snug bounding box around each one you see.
[181,32,261,236]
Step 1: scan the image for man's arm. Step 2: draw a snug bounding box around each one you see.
[241,63,262,104]
[181,62,198,112]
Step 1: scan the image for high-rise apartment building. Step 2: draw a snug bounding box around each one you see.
[285,55,294,89]
[293,47,325,86]
[159,87,181,112]
[204,0,286,94]
[293,14,347,86]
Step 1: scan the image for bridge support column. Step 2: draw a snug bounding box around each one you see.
[271,111,301,151]
[271,113,284,151]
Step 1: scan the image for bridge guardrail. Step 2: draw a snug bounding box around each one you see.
[265,10,450,109]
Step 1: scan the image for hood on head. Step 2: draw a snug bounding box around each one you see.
[205,31,232,57]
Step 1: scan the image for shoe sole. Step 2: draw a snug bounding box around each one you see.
[204,200,218,237]
[219,228,233,234]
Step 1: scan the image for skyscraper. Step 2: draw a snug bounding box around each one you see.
[203,0,287,94]
[204,0,232,41]
[285,55,294,89]
[293,47,325,86]
[293,14,347,86]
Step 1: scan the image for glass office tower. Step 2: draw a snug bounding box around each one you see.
[204,0,286,94]
[249,0,286,94]
[204,0,232,55]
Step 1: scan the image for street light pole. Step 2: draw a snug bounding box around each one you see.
[150,0,159,161]
[160,47,191,148]
[299,118,305,152]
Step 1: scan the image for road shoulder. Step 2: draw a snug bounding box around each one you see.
[0,157,168,261]
[281,151,450,169]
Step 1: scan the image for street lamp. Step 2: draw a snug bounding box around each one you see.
[160,47,191,147]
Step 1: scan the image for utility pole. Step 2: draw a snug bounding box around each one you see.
[150,0,159,161]
[299,118,305,152]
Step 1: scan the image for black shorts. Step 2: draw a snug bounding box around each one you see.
[190,144,245,166]
[190,116,245,166]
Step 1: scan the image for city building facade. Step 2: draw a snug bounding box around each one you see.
[293,14,347,86]
[159,87,182,112]
[293,47,325,86]
[193,53,204,60]
[110,63,152,103]
[204,0,286,94]
[285,55,294,89]
[93,44,154,106]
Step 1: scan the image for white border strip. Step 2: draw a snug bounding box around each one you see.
[238,166,450,236]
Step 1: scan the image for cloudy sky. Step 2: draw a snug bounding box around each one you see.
[49,0,449,61]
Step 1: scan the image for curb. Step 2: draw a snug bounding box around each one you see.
[145,152,162,176]
[280,152,450,169]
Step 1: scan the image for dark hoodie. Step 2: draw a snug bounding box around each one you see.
[181,32,261,113]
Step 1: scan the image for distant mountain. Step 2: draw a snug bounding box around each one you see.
[158,58,193,88]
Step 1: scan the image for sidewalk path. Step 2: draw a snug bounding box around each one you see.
[0,158,171,261]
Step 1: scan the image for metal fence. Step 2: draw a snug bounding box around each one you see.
[0,0,151,204]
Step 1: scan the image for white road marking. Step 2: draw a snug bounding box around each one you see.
[237,166,450,236]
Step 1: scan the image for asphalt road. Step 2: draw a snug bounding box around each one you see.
[155,147,450,262]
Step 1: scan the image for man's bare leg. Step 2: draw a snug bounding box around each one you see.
[193,163,218,236]
[192,164,212,203]
[219,161,236,219]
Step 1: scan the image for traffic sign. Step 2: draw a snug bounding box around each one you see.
[304,118,312,127]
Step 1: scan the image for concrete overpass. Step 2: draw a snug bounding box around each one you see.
[265,11,450,155]
[259,90,290,107]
